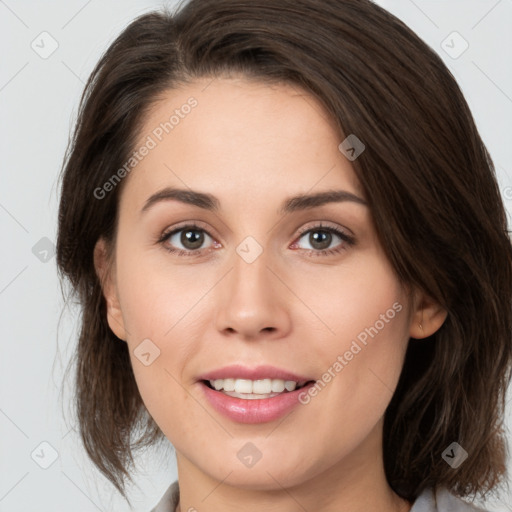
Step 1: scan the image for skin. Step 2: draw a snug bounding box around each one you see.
[94,76,447,512]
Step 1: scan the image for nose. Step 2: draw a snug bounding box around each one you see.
[214,248,292,341]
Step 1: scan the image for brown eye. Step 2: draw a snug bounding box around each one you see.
[159,224,215,254]
[293,225,354,256]
[305,230,333,251]
[178,228,205,250]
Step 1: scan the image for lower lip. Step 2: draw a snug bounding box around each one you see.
[199,381,315,424]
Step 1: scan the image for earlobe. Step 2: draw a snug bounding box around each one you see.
[93,238,127,342]
[409,291,448,340]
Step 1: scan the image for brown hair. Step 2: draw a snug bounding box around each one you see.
[56,0,512,506]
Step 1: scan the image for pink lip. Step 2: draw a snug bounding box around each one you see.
[197,364,314,383]
[197,365,316,424]
[199,380,316,424]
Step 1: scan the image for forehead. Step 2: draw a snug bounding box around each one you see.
[121,76,364,212]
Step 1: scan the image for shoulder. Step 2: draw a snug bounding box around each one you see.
[411,487,491,512]
[149,481,492,512]
[149,480,180,512]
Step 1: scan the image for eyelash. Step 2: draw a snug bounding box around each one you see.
[157,222,355,258]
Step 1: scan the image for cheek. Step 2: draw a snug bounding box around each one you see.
[115,241,207,339]
[113,247,225,421]
[291,252,410,409]
[291,251,407,351]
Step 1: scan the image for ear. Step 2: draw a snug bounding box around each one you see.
[93,237,127,342]
[409,289,448,340]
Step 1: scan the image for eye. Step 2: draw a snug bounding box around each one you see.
[157,222,355,258]
[291,223,355,257]
[158,223,218,257]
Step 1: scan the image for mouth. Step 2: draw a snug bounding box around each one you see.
[198,377,317,423]
[201,378,316,399]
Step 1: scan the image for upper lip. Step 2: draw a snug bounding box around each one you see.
[197,364,315,384]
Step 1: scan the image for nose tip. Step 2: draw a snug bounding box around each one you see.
[214,255,291,340]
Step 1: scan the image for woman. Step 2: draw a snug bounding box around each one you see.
[55,1,512,511]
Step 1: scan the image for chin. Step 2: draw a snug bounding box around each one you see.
[203,455,314,491]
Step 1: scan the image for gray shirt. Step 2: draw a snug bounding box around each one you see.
[150,481,490,512]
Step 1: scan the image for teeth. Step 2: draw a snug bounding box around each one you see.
[209,378,303,394]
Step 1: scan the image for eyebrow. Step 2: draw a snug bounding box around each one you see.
[140,186,367,216]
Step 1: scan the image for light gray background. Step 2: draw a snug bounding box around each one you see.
[0,0,511,511]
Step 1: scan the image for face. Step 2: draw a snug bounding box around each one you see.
[96,76,442,491]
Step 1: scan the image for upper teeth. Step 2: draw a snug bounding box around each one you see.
[209,378,304,394]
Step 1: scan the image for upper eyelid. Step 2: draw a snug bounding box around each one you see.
[162,221,347,236]
[162,220,214,237]
[295,221,352,237]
